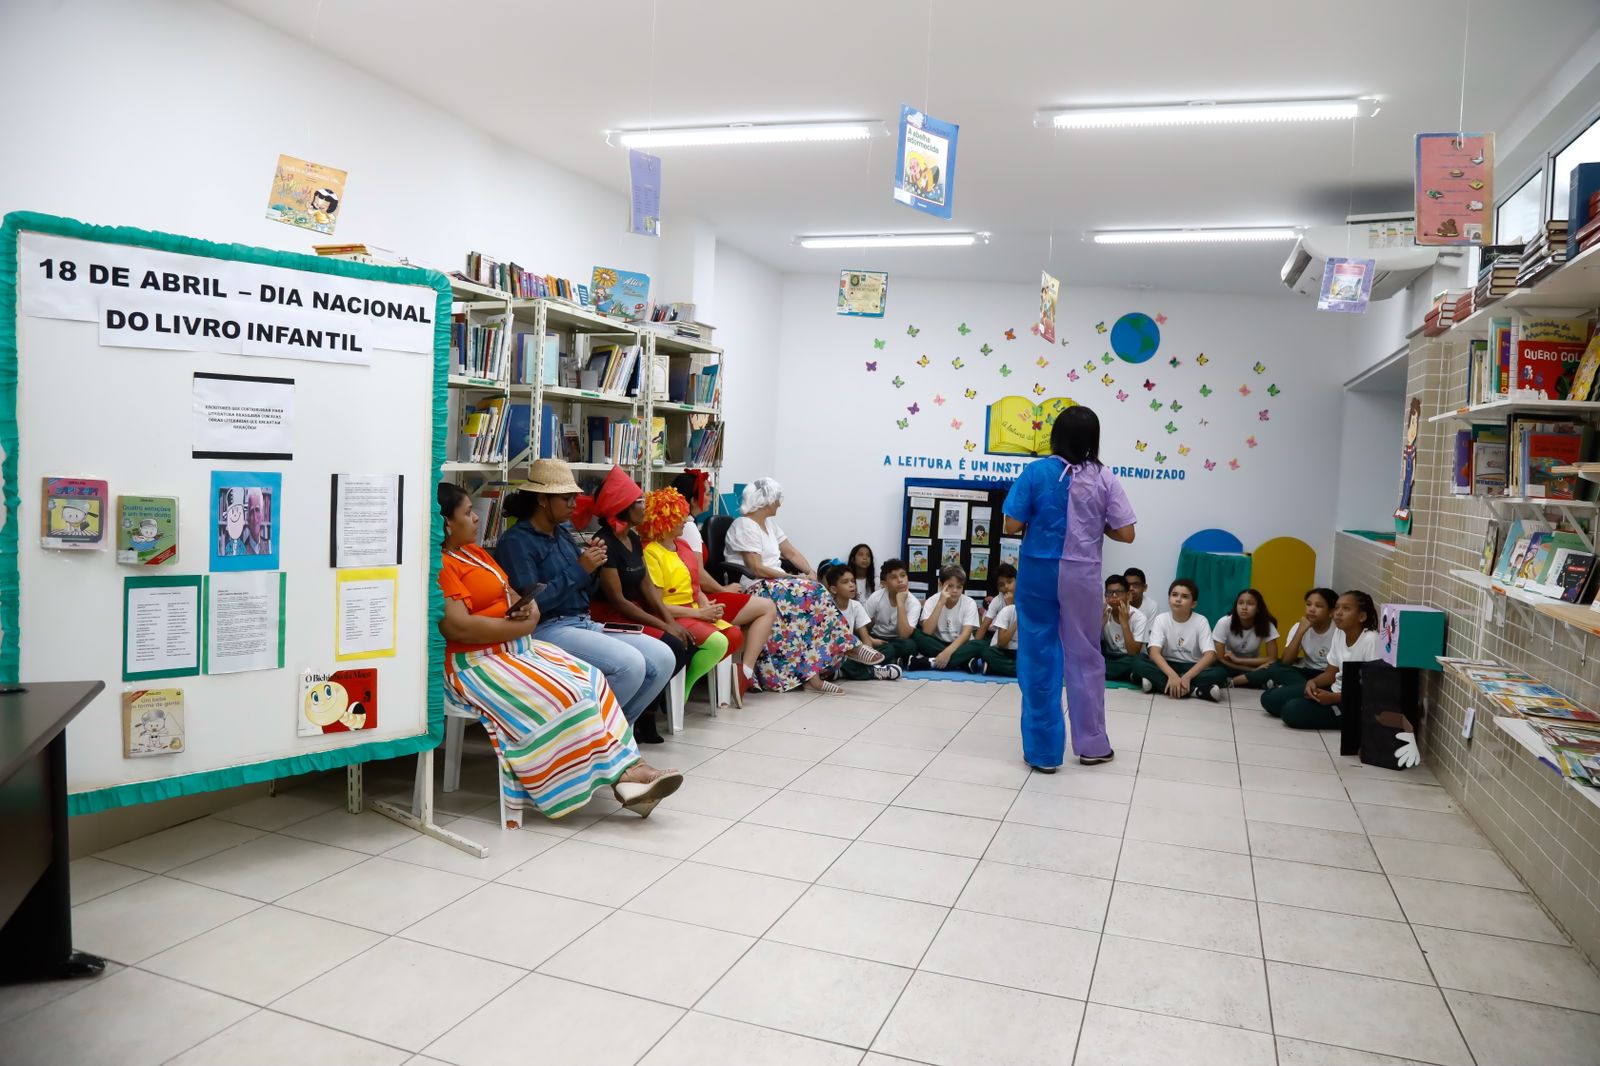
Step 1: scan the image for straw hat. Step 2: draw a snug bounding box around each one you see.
[521,458,582,496]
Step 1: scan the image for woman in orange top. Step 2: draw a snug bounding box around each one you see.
[436,483,681,820]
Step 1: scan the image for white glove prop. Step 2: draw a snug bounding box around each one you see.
[1395,732,1421,769]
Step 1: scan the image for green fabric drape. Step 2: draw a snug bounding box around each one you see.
[1175,548,1253,626]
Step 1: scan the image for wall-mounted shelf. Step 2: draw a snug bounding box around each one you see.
[1552,463,1600,484]
[1429,398,1600,424]
[1492,716,1600,812]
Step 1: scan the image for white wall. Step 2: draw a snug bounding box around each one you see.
[1336,387,1406,530]
[710,243,783,492]
[0,0,665,295]
[772,273,1356,595]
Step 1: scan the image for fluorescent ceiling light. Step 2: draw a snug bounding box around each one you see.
[1040,97,1378,130]
[610,121,881,148]
[798,232,988,249]
[1092,227,1300,245]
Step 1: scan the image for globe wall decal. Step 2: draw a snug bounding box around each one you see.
[1110,312,1161,364]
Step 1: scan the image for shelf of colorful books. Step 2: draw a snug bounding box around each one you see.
[1429,398,1600,425]
[652,401,720,416]
[1492,716,1600,811]
[649,332,722,357]
[449,277,511,303]
[442,461,505,474]
[1552,462,1600,484]
[540,385,639,409]
[1500,241,1600,311]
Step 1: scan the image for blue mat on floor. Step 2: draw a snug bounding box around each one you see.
[900,670,1141,690]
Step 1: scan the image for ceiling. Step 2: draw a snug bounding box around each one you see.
[222,0,1600,294]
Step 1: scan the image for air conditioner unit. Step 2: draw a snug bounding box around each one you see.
[1281,213,1442,301]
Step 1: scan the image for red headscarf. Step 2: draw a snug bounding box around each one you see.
[573,465,642,533]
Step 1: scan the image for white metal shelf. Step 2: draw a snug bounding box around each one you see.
[1428,398,1600,424]
[447,374,506,390]
[541,385,639,408]
[442,461,506,473]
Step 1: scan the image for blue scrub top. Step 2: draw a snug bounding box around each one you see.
[1002,456,1070,560]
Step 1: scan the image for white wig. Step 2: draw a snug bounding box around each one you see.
[740,477,783,515]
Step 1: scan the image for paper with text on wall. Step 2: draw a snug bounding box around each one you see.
[123,575,203,681]
[203,571,286,675]
[336,567,398,660]
[332,474,404,568]
[192,372,294,459]
[17,232,435,367]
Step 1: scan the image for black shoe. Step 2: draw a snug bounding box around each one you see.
[633,708,665,744]
[1079,750,1116,766]
[966,658,989,675]
[906,655,933,672]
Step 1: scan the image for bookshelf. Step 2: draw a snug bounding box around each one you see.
[640,329,725,499]
[445,279,514,546]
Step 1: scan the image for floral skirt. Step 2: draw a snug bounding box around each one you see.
[744,578,855,692]
[444,636,638,820]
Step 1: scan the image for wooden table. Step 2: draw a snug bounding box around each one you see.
[0,680,106,981]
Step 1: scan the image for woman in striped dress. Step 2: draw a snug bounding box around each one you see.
[436,483,681,822]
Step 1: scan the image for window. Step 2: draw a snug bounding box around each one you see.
[1496,172,1543,245]
[1552,112,1600,221]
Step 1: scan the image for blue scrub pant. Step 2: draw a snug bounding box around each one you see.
[1016,556,1112,767]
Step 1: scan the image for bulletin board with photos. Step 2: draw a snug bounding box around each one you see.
[899,477,1016,602]
[1,212,449,814]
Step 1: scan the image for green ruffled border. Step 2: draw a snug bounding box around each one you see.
[0,211,449,815]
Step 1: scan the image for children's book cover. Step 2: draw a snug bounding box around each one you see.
[1516,316,1593,399]
[907,538,931,573]
[969,551,990,582]
[122,688,186,758]
[299,668,379,737]
[985,395,1075,456]
[909,509,933,538]
[1569,332,1600,403]
[265,154,347,235]
[117,495,178,566]
[1414,132,1492,245]
[1030,271,1059,343]
[999,537,1021,570]
[591,267,650,321]
[893,104,959,220]
[41,477,108,550]
[940,539,963,568]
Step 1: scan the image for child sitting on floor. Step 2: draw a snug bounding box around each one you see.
[907,565,980,671]
[1262,590,1380,729]
[1129,578,1229,701]
[1247,587,1339,692]
[966,595,1018,676]
[975,562,1017,643]
[1124,567,1160,628]
[1213,588,1280,688]
[822,564,903,681]
[861,557,921,666]
[1101,573,1148,681]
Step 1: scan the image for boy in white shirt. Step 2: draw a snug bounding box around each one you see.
[966,599,1018,676]
[1101,573,1149,682]
[860,558,921,667]
[1128,578,1229,701]
[1125,567,1161,628]
[974,563,1018,643]
[907,565,980,672]
[822,564,903,681]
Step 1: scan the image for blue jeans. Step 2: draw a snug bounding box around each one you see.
[534,614,675,723]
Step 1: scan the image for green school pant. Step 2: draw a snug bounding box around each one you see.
[1103,649,1140,681]
[1129,656,1230,697]
[912,629,959,660]
[1272,695,1343,730]
[868,636,919,666]
[1243,662,1321,691]
[972,642,1017,676]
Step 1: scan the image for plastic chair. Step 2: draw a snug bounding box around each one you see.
[432,702,514,828]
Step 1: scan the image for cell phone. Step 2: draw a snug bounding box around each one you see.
[507,592,534,616]
[602,622,645,634]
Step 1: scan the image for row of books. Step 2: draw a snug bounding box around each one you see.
[449,314,507,380]
[1438,659,1600,789]
[1422,289,1472,336]
[683,419,724,467]
[469,484,509,548]
[1464,316,1600,405]
[463,252,588,304]
[1518,219,1570,289]
[1507,418,1596,500]
[1483,517,1599,603]
[1453,427,1507,496]
[511,331,561,387]
[1574,192,1600,258]
[1471,244,1522,309]
[457,396,510,464]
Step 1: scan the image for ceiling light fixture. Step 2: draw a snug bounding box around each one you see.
[609,121,883,148]
[1092,227,1300,246]
[797,232,990,249]
[1039,97,1379,130]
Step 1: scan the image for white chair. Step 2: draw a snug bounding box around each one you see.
[430,702,514,828]
[663,667,688,733]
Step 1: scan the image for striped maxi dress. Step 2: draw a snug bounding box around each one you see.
[440,545,639,821]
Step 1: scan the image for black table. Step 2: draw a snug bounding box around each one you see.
[0,680,106,981]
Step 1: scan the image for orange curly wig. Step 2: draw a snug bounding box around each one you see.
[639,488,690,542]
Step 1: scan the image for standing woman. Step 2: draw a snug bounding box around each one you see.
[435,483,681,820]
[1003,407,1136,771]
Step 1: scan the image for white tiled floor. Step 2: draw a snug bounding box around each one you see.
[6,679,1600,1065]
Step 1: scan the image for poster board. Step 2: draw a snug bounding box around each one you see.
[900,477,1012,603]
[1,212,448,814]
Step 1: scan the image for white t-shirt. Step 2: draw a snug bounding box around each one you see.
[1102,606,1150,655]
[1283,621,1337,671]
[1212,616,1280,659]
[839,597,871,634]
[724,516,785,589]
[1148,612,1212,662]
[1133,597,1161,628]
[990,604,1018,650]
[921,594,980,643]
[1327,629,1380,695]
[679,519,704,558]
[983,596,1007,622]
[863,587,919,639]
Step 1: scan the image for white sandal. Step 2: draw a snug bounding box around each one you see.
[807,679,845,696]
[613,771,683,818]
[844,644,885,666]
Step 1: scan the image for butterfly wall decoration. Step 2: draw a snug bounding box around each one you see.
[1032,383,1046,396]
[951,357,965,369]
[897,418,909,429]
[1067,369,1080,382]
[1154,452,1167,464]
[980,343,993,356]
[1142,379,1156,391]
[951,418,963,429]
[963,440,977,451]
[873,338,886,349]
[964,388,977,399]
[1168,357,1181,368]
[1084,360,1097,372]
[1134,440,1148,452]
[1258,409,1270,421]
[1253,361,1266,374]
[1004,329,1017,340]
[916,354,930,367]
[1178,444,1191,456]
[1238,384,1251,397]
[1229,458,1240,470]
[865,361,877,372]
[1267,384,1281,397]
[907,325,920,337]
[907,402,920,415]
[933,394,946,405]
[1164,421,1178,434]
[1095,321,1107,333]
[1199,384,1213,397]
[957,323,972,335]
[1036,356,1050,368]
[1102,353,1114,364]
[1155,313,1168,325]
[1115,389,1129,402]
[1246,435,1258,448]
[1196,353,1209,366]
[999,364,1013,377]
[1204,459,1216,471]
[1149,398,1163,411]
[1101,373,1115,386]
[1169,400,1183,412]
[892,375,905,388]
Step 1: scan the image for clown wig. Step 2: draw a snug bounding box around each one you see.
[640,488,691,543]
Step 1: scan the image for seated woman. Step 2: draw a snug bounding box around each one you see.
[493,459,677,743]
[435,483,680,820]
[639,488,777,706]
[723,477,883,694]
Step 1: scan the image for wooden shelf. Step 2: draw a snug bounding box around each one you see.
[1534,600,1600,638]
[1552,462,1600,484]
[1429,398,1600,424]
